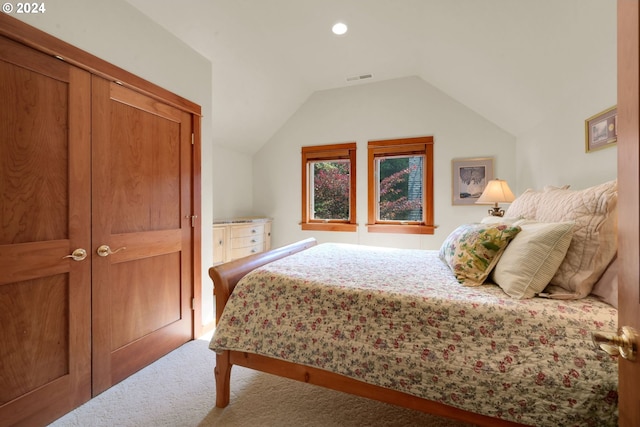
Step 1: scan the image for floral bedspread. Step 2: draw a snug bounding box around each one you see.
[210,243,618,426]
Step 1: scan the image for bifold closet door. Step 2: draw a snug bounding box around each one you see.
[91,76,194,395]
[0,37,92,426]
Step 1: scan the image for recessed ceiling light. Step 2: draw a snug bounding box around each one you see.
[332,22,348,36]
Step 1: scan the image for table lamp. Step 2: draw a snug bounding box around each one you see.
[476,178,515,217]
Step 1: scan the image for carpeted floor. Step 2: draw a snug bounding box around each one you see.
[49,335,476,427]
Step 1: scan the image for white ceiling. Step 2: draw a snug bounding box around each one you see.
[125,0,616,155]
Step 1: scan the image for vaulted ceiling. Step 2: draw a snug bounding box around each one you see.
[126,0,616,154]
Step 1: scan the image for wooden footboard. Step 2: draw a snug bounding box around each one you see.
[209,237,317,407]
[209,238,525,427]
[210,237,318,325]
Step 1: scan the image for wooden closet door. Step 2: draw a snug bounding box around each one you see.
[91,76,194,395]
[0,38,92,426]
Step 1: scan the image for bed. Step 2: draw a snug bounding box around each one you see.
[209,180,619,427]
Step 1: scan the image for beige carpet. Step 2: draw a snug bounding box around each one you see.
[49,335,476,427]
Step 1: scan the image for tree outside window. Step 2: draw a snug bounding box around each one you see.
[311,160,350,220]
[377,155,423,221]
[368,137,435,234]
[301,143,357,232]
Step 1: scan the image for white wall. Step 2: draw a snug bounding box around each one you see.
[254,76,516,250]
[514,4,617,193]
[211,146,254,219]
[13,0,216,328]
[515,72,617,192]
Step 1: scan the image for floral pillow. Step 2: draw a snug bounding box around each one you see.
[439,223,521,286]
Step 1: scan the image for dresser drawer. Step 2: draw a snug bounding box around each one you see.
[230,243,264,259]
[230,224,264,239]
[231,234,264,249]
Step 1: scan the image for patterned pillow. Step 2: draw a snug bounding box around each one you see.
[439,223,521,286]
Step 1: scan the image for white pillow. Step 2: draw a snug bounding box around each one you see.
[492,220,575,299]
[591,256,618,308]
[480,216,521,225]
[503,189,541,219]
[503,185,571,220]
[535,180,617,298]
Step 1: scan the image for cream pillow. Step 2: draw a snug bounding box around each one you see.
[535,180,617,299]
[480,216,521,225]
[503,185,571,220]
[492,221,574,299]
[503,189,541,219]
[591,256,618,308]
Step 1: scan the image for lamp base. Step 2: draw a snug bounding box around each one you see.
[488,207,505,217]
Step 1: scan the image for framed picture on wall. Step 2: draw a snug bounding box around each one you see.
[452,157,494,205]
[585,106,617,152]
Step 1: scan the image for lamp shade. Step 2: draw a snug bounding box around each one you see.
[476,179,516,205]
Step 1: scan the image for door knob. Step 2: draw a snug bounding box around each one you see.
[592,326,638,361]
[63,248,87,261]
[97,245,126,257]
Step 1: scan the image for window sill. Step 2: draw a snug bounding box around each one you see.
[366,224,436,235]
[301,223,358,232]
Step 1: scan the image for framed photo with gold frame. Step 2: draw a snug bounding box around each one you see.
[451,157,494,205]
[585,106,617,152]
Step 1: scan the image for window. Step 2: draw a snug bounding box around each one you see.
[301,143,357,232]
[367,136,435,234]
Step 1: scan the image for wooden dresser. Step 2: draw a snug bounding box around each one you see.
[213,218,272,265]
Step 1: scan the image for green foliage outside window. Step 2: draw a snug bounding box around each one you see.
[311,156,424,222]
[378,156,423,221]
[312,161,350,220]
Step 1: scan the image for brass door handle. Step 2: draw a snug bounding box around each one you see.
[63,248,87,261]
[97,245,126,257]
[592,326,638,361]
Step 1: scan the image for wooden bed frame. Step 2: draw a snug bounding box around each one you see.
[210,238,525,427]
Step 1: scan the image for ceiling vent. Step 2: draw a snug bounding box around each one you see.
[346,74,373,82]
